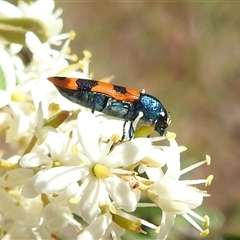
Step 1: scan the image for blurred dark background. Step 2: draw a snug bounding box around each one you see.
[11,1,240,239]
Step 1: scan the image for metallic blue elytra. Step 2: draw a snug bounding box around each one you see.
[48,77,170,140]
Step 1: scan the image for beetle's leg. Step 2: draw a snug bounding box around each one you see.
[128,121,134,139]
[121,121,134,141]
[91,94,97,113]
[121,120,134,141]
[121,121,127,141]
[120,104,134,141]
[92,93,108,114]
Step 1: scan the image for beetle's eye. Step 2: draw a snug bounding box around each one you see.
[154,108,169,136]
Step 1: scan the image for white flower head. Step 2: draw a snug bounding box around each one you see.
[147,135,211,239]
[0,1,212,239]
[21,111,152,224]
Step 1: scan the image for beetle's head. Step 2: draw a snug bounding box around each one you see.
[155,109,171,136]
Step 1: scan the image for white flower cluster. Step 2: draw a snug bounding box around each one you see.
[0,1,212,239]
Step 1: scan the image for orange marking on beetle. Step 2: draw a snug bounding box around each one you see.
[126,88,141,100]
[48,77,78,90]
[91,82,140,102]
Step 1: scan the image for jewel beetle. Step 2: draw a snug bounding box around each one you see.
[48,77,170,140]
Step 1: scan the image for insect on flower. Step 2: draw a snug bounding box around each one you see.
[48,77,170,140]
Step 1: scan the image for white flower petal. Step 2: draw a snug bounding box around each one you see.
[106,138,152,166]
[77,212,112,240]
[98,118,126,139]
[31,74,65,118]
[143,148,166,168]
[34,166,88,194]
[156,212,176,240]
[5,226,36,239]
[0,49,16,91]
[0,112,11,130]
[164,139,181,180]
[0,188,27,221]
[77,111,100,162]
[0,168,34,187]
[41,128,65,158]
[145,167,164,182]
[43,203,71,229]
[21,173,41,198]
[25,0,55,18]
[20,152,52,168]
[6,103,33,143]
[9,43,23,55]
[0,90,10,108]
[79,177,100,223]
[150,180,203,214]
[25,32,52,66]
[105,175,138,212]
[0,1,22,17]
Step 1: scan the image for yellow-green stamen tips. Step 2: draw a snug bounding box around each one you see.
[166,132,176,141]
[92,164,111,178]
[206,175,213,186]
[53,160,62,167]
[109,205,117,214]
[41,193,51,207]
[200,228,209,237]
[83,50,92,60]
[111,134,120,143]
[0,18,49,45]
[70,54,79,62]
[48,103,61,112]
[69,30,76,40]
[71,145,78,155]
[69,198,79,204]
[11,93,29,102]
[99,204,117,215]
[203,215,210,227]
[206,155,211,165]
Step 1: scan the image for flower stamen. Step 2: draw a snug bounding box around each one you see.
[180,156,211,175]
[206,175,213,186]
[200,228,209,237]
[53,160,62,167]
[203,215,210,227]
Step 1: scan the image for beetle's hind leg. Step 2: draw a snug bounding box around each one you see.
[121,120,133,141]
[120,104,135,142]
